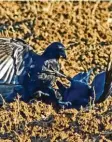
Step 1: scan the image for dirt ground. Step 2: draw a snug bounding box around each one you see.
[0,1,112,142]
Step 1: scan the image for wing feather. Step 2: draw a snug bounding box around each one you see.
[0,38,32,84]
[3,63,14,83]
[96,54,112,103]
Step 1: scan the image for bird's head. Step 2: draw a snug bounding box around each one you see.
[43,42,67,59]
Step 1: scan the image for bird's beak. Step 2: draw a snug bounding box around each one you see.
[61,53,67,59]
[60,49,67,59]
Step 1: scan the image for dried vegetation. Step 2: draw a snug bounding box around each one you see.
[0,1,112,142]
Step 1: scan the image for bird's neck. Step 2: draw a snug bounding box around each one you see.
[42,51,59,60]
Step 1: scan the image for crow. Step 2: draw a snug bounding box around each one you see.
[23,41,67,101]
[92,57,112,103]
[0,38,66,104]
[56,70,92,109]
[56,59,112,109]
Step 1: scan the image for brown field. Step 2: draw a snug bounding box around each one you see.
[0,1,112,142]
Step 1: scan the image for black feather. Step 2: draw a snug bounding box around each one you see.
[96,54,112,103]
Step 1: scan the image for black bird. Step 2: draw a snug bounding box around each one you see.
[0,38,66,104]
[56,59,112,109]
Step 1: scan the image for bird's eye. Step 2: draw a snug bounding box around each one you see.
[58,46,63,49]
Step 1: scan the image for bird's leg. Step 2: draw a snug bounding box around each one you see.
[12,85,23,101]
[58,101,72,109]
[5,88,20,103]
[34,90,50,98]
[51,68,72,81]
[54,89,72,108]
[41,68,72,82]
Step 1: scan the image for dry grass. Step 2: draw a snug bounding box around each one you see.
[0,1,112,142]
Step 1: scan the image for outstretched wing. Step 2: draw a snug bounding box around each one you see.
[0,38,32,84]
[91,71,106,101]
[72,69,92,84]
[96,56,112,103]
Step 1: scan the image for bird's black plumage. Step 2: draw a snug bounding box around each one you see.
[56,60,112,109]
[0,38,32,84]
[27,42,67,101]
[0,38,67,103]
[94,56,112,103]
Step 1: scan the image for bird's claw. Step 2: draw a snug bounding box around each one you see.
[35,91,50,98]
[58,101,72,108]
[42,92,50,97]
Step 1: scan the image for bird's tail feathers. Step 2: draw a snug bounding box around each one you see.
[96,54,112,103]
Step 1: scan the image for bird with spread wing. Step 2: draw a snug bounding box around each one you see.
[0,38,67,104]
[56,55,112,109]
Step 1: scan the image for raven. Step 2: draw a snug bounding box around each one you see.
[56,70,92,109]
[92,60,112,103]
[56,60,112,109]
[23,42,67,101]
[0,38,66,104]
